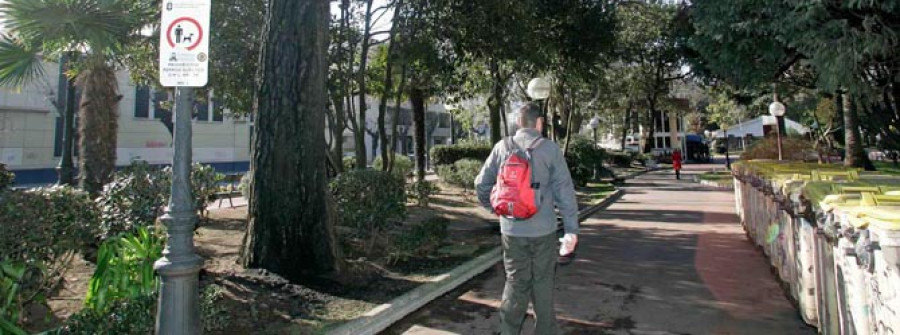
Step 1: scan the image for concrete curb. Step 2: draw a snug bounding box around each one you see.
[327,179,630,335]
[579,189,623,219]
[691,175,734,190]
[617,167,658,180]
[326,247,502,335]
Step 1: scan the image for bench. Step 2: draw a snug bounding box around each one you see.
[214,173,244,208]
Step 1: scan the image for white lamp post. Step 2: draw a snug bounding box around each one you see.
[443,102,458,144]
[527,77,551,137]
[769,99,786,161]
[589,116,600,147]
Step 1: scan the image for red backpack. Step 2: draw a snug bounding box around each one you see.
[490,137,544,219]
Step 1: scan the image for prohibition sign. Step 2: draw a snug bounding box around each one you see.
[166,17,203,51]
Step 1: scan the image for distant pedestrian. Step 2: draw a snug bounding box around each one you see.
[475,102,579,335]
[673,148,682,180]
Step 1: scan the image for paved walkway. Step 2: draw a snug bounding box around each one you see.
[385,165,813,335]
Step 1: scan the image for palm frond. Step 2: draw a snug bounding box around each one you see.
[0,34,45,88]
[1,0,142,55]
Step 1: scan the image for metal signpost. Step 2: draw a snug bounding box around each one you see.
[155,0,210,333]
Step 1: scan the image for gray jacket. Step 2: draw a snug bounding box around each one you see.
[474,128,579,237]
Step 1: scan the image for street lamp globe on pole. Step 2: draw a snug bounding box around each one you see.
[527,77,551,138]
[769,99,786,161]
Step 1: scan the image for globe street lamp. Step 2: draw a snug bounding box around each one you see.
[769,99,786,161]
[443,102,458,145]
[589,116,600,148]
[527,77,551,137]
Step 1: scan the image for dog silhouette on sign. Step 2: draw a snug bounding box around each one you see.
[182,33,194,44]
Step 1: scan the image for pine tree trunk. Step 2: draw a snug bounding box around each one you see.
[411,87,426,182]
[842,92,867,168]
[643,97,656,154]
[240,0,339,280]
[488,58,502,144]
[331,95,345,174]
[76,62,119,196]
[377,0,404,170]
[355,0,375,169]
[388,66,408,172]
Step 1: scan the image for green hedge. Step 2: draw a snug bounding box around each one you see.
[97,161,223,239]
[436,158,482,192]
[430,144,492,166]
[566,138,606,187]
[0,186,99,266]
[605,151,633,168]
[330,170,407,253]
[0,186,99,332]
[373,155,414,180]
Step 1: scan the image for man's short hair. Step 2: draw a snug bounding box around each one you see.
[518,102,543,128]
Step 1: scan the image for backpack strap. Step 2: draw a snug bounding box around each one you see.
[524,137,544,190]
[526,137,544,152]
[504,136,521,152]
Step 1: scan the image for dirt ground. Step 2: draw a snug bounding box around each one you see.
[28,182,503,334]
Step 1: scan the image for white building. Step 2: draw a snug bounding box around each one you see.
[0,62,251,185]
[0,62,454,185]
[335,97,454,162]
[713,116,810,139]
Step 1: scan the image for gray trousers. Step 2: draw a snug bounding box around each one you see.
[499,232,559,335]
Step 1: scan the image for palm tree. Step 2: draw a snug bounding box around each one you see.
[0,0,152,195]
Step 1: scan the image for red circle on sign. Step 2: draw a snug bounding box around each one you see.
[166,17,203,51]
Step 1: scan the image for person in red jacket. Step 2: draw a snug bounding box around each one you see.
[672,149,683,180]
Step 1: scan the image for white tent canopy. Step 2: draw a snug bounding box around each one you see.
[714,116,809,138]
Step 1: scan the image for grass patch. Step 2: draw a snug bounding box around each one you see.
[698,171,732,182]
[874,161,900,176]
[581,182,617,204]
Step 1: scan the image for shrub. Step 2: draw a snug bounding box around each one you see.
[373,155,413,180]
[407,180,438,207]
[342,156,357,171]
[190,163,224,213]
[566,138,605,187]
[84,227,164,313]
[97,162,170,239]
[0,186,99,264]
[97,161,224,239]
[389,218,449,264]
[61,284,228,335]
[0,186,98,331]
[605,151,633,168]
[330,170,407,253]
[430,143,492,166]
[239,173,252,199]
[0,163,13,190]
[61,292,156,334]
[741,136,816,161]
[1,260,27,334]
[436,158,482,192]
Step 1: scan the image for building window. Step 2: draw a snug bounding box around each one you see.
[212,101,224,122]
[193,102,210,121]
[152,90,170,119]
[134,86,151,118]
[664,114,671,133]
[438,113,451,128]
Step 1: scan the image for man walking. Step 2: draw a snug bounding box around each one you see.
[475,102,580,335]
